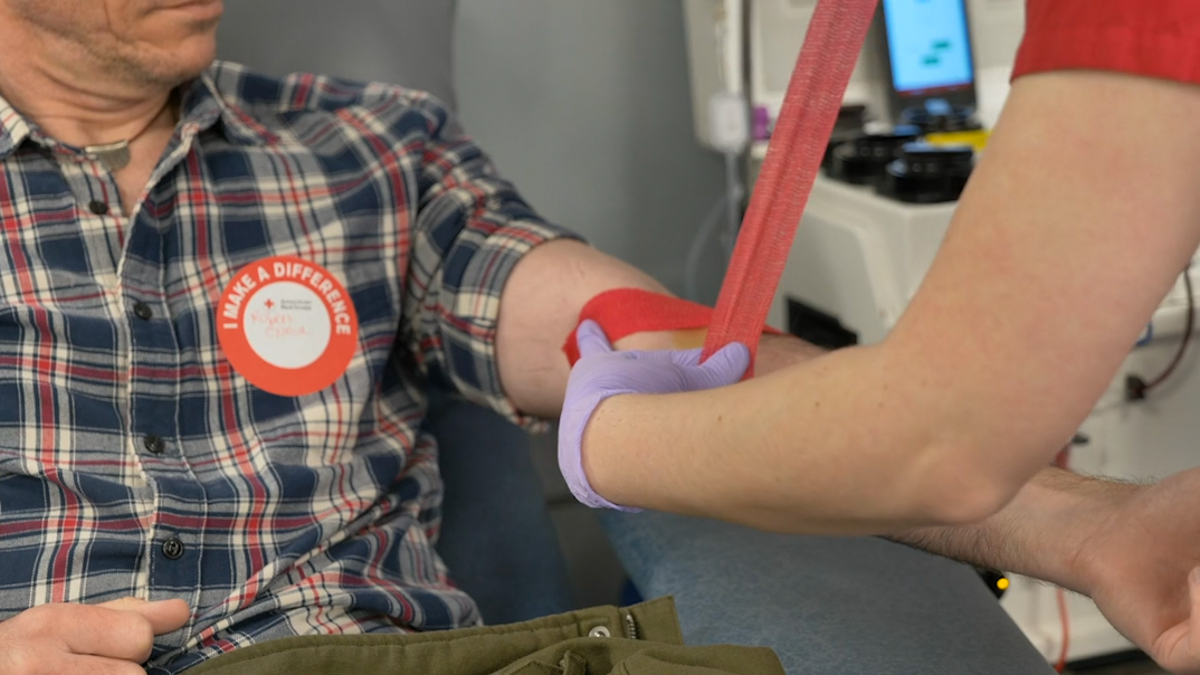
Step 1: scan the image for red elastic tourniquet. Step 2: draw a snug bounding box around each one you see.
[562,289,780,366]
[565,0,875,370]
[701,0,879,376]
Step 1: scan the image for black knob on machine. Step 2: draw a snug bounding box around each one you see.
[976,568,1010,599]
[828,125,921,186]
[900,99,981,134]
[822,105,871,172]
[878,142,974,204]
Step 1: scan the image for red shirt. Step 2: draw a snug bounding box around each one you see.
[1014,0,1200,84]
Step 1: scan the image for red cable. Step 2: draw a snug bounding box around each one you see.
[701,0,880,373]
[1140,266,1194,395]
[1055,588,1071,672]
[1054,446,1071,672]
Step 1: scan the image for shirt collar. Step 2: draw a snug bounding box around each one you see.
[0,93,34,159]
[183,66,279,147]
[0,62,277,160]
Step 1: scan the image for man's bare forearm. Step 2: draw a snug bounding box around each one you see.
[887,467,1141,593]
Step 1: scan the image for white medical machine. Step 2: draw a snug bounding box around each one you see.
[683,0,1024,151]
[685,0,1200,666]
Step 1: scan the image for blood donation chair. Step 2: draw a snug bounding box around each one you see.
[218,3,1060,673]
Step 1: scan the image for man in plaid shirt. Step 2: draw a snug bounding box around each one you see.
[0,0,830,673]
[11,0,1200,674]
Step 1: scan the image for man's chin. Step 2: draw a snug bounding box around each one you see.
[140,41,217,87]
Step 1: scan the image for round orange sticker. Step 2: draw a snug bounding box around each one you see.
[216,256,359,397]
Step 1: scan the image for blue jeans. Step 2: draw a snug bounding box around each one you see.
[601,510,1056,675]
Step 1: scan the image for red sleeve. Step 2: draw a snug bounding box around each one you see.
[1013,0,1200,85]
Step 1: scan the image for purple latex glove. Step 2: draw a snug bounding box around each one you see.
[558,319,752,511]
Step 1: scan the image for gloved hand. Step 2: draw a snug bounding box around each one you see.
[558,319,751,510]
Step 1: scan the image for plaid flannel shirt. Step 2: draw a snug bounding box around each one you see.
[0,60,573,673]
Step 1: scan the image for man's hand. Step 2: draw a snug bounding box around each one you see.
[0,598,190,675]
[1075,467,1200,674]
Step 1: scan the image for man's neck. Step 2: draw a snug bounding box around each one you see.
[0,28,175,149]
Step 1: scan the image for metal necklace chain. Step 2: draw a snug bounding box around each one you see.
[82,91,177,172]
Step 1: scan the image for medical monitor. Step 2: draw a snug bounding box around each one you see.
[877,0,978,120]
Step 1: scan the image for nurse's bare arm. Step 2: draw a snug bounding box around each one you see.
[580,71,1200,534]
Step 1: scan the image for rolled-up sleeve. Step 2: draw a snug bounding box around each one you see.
[1014,0,1200,85]
[401,94,582,428]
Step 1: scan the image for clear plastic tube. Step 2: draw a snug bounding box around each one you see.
[684,194,730,303]
[722,150,744,260]
[685,150,745,303]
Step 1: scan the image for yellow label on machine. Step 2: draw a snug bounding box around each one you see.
[925,130,991,152]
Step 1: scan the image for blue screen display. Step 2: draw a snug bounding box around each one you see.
[882,0,974,94]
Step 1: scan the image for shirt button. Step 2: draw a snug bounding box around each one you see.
[143,434,166,455]
[132,302,153,321]
[162,537,185,561]
[87,200,110,216]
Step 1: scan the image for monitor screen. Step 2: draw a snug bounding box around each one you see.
[881,0,974,96]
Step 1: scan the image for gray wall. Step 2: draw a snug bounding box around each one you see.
[217,1,459,113]
[455,0,726,295]
[219,1,725,296]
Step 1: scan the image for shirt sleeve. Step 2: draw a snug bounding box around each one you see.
[399,92,583,429]
[1013,0,1200,85]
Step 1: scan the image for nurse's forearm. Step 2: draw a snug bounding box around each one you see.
[586,72,1200,534]
[888,468,1140,593]
[581,343,1011,534]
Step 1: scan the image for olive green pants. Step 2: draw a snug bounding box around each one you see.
[188,597,783,675]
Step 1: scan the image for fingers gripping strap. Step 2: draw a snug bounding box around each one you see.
[701,0,879,374]
[562,289,781,366]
